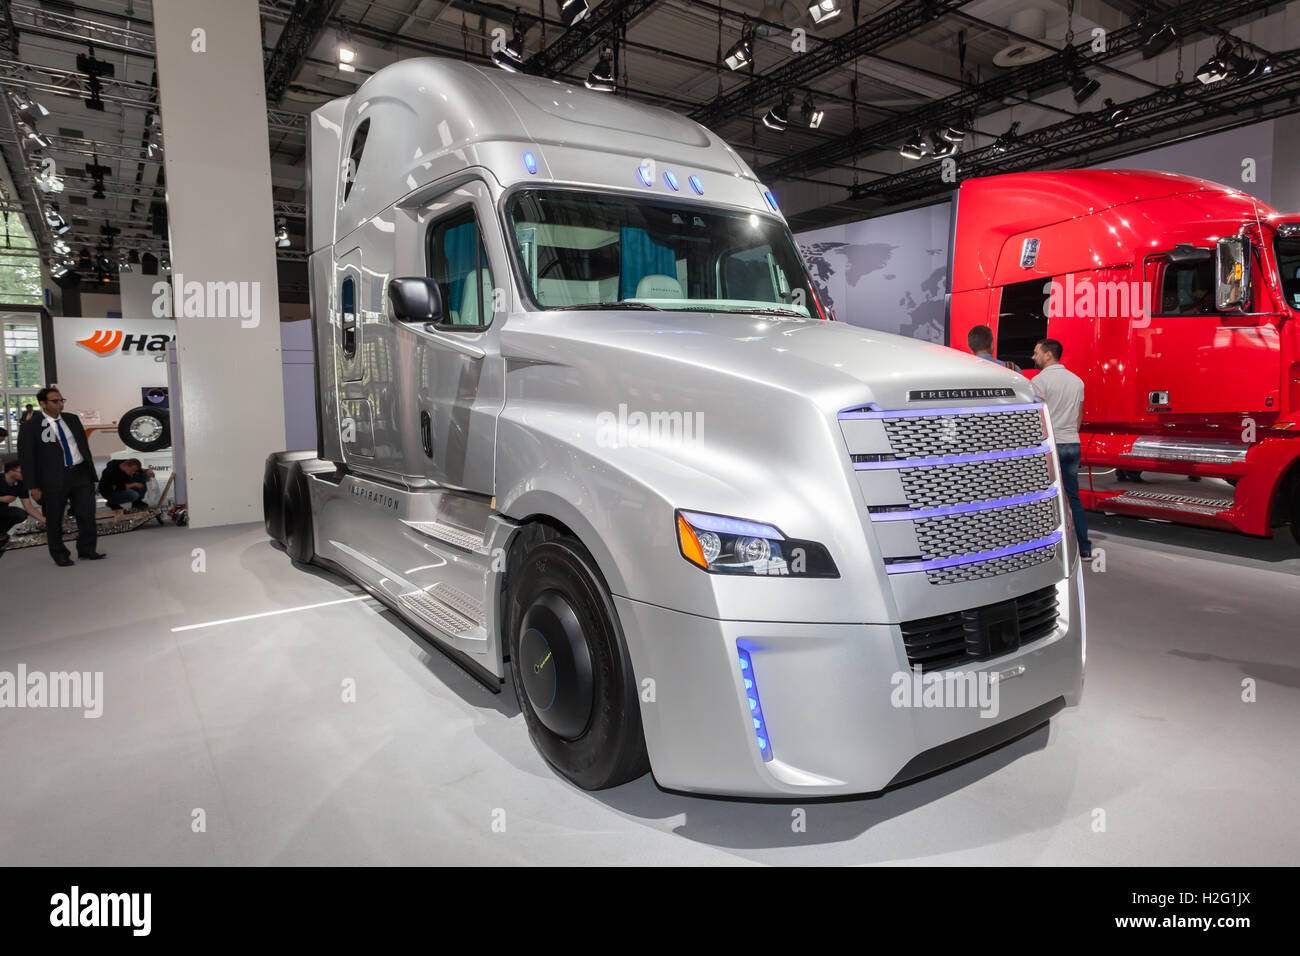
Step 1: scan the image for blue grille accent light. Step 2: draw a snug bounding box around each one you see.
[883,531,1064,574]
[838,401,1043,420]
[637,164,654,186]
[689,175,704,194]
[664,170,680,190]
[764,189,779,211]
[870,488,1060,522]
[522,151,538,174]
[853,444,1051,471]
[737,645,773,762]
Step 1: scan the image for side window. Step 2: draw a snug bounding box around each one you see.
[340,276,357,358]
[1155,260,1219,316]
[343,118,369,203]
[427,208,495,328]
[997,277,1049,369]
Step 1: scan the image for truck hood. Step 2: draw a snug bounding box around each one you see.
[501,309,1036,411]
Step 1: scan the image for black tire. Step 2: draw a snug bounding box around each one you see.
[281,461,315,564]
[507,537,649,790]
[1291,482,1300,547]
[263,451,316,543]
[118,405,170,452]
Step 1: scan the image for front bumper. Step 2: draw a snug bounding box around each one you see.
[617,563,1084,798]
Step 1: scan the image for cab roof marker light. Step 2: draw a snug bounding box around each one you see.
[637,165,654,187]
[689,175,704,194]
[763,189,779,211]
[841,401,1044,420]
[664,170,679,190]
[870,488,1059,522]
[884,531,1063,574]
[854,443,1051,471]
[522,150,537,174]
[737,645,773,762]
[679,510,783,540]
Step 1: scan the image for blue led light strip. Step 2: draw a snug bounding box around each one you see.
[884,531,1064,574]
[854,443,1051,471]
[870,488,1059,522]
[838,402,1043,420]
[737,645,773,762]
[680,511,784,540]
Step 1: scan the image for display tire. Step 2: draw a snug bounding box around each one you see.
[118,406,171,452]
[281,461,316,565]
[507,537,649,790]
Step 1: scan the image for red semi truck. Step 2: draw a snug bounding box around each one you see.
[947,169,1300,543]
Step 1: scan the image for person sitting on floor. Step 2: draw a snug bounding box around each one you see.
[1,459,46,553]
[98,457,154,512]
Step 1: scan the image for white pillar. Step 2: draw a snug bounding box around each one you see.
[152,0,286,528]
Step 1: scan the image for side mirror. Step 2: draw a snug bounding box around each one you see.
[1215,236,1252,311]
[388,277,445,324]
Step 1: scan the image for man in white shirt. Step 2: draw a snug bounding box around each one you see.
[16,386,103,565]
[1032,339,1091,558]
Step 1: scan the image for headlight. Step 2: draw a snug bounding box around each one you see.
[675,510,838,577]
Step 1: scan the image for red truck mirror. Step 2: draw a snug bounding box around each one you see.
[1215,236,1252,311]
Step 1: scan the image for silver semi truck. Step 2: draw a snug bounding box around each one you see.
[263,57,1085,797]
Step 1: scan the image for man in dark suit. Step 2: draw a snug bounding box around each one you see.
[17,386,105,566]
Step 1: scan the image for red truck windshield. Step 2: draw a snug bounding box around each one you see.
[1274,236,1300,309]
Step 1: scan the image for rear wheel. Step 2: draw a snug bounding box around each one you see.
[506,537,649,790]
[281,461,316,564]
[1291,482,1300,547]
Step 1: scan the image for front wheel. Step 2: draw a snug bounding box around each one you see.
[506,537,649,790]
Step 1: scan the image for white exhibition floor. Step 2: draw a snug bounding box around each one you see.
[1,513,1297,866]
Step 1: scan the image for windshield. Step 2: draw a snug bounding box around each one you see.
[1275,235,1300,309]
[505,189,821,317]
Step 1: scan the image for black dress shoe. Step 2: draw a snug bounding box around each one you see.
[54,556,75,566]
[79,552,106,560]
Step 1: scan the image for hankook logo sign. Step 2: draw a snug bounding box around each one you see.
[77,330,176,356]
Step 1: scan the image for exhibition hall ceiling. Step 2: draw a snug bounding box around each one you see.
[0,0,1296,294]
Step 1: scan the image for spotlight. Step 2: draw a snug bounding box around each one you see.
[1101,97,1129,126]
[492,14,527,72]
[77,247,92,270]
[992,121,1021,153]
[1139,20,1176,60]
[931,132,958,158]
[118,249,132,273]
[1070,71,1100,104]
[559,0,589,28]
[160,255,171,272]
[146,118,164,159]
[86,154,110,200]
[762,93,793,131]
[808,0,841,24]
[1197,41,1234,84]
[51,259,71,278]
[337,34,356,72]
[724,23,755,70]
[899,128,930,160]
[53,239,70,255]
[1232,52,1273,81]
[127,249,140,265]
[76,43,115,111]
[801,94,824,129]
[585,45,615,92]
[275,216,290,248]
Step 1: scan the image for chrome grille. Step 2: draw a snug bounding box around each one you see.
[899,453,1052,509]
[914,498,1060,560]
[927,544,1058,586]
[882,409,1043,460]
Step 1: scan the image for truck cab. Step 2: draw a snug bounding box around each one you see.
[949,170,1300,541]
[264,58,1085,798]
